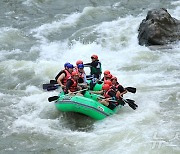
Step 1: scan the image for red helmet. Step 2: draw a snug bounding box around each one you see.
[102,84,110,91]
[104,80,112,86]
[76,60,83,66]
[91,54,98,60]
[111,76,117,81]
[104,70,110,75]
[71,71,79,76]
[106,74,112,79]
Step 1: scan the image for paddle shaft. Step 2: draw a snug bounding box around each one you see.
[65,88,88,95]
[125,87,136,93]
[48,88,88,102]
[43,77,94,90]
[98,96,137,110]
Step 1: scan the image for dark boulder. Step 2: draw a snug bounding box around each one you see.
[138,8,180,46]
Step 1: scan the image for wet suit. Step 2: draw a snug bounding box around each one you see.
[84,60,102,90]
[84,60,102,79]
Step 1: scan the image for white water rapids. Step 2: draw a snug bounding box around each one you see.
[0,0,179,153]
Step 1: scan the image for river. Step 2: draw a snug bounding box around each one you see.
[0,0,180,154]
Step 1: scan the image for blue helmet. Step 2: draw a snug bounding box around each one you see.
[64,62,70,68]
[77,64,84,69]
[66,64,74,69]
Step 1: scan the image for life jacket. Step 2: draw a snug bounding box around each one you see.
[69,78,78,92]
[103,88,115,98]
[115,85,126,99]
[110,84,117,92]
[78,71,85,81]
[111,83,121,92]
[90,60,102,75]
[104,89,119,106]
[104,89,111,98]
[62,69,72,85]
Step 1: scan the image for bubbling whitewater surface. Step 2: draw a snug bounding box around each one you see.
[0,0,180,153]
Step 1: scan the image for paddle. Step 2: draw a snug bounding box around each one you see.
[43,77,94,90]
[48,88,88,102]
[48,96,59,102]
[50,80,57,84]
[121,98,138,110]
[44,83,87,91]
[42,79,58,89]
[125,87,136,93]
[47,85,59,91]
[43,83,59,90]
[98,95,138,110]
[108,98,138,110]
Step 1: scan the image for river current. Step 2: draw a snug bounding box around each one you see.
[0,0,180,154]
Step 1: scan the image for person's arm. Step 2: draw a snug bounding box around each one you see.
[83,62,92,67]
[120,90,127,96]
[55,70,64,81]
[57,73,66,88]
[84,61,99,67]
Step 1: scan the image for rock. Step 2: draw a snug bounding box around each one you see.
[138,8,180,46]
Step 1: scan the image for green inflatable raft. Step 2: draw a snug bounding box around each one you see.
[86,80,103,91]
[55,91,122,120]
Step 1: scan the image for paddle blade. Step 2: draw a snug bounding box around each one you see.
[48,96,59,102]
[125,87,136,93]
[124,99,138,110]
[43,83,55,89]
[126,99,138,108]
[43,84,50,89]
[50,80,57,84]
[129,103,137,110]
[43,83,60,90]
[126,99,135,103]
[47,86,58,91]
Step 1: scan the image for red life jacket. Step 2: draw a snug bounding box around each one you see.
[69,78,78,92]
[62,69,72,85]
[110,84,124,99]
[104,89,119,105]
[111,83,122,92]
[78,71,85,81]
[103,88,115,98]
[115,85,126,99]
[78,72,84,78]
